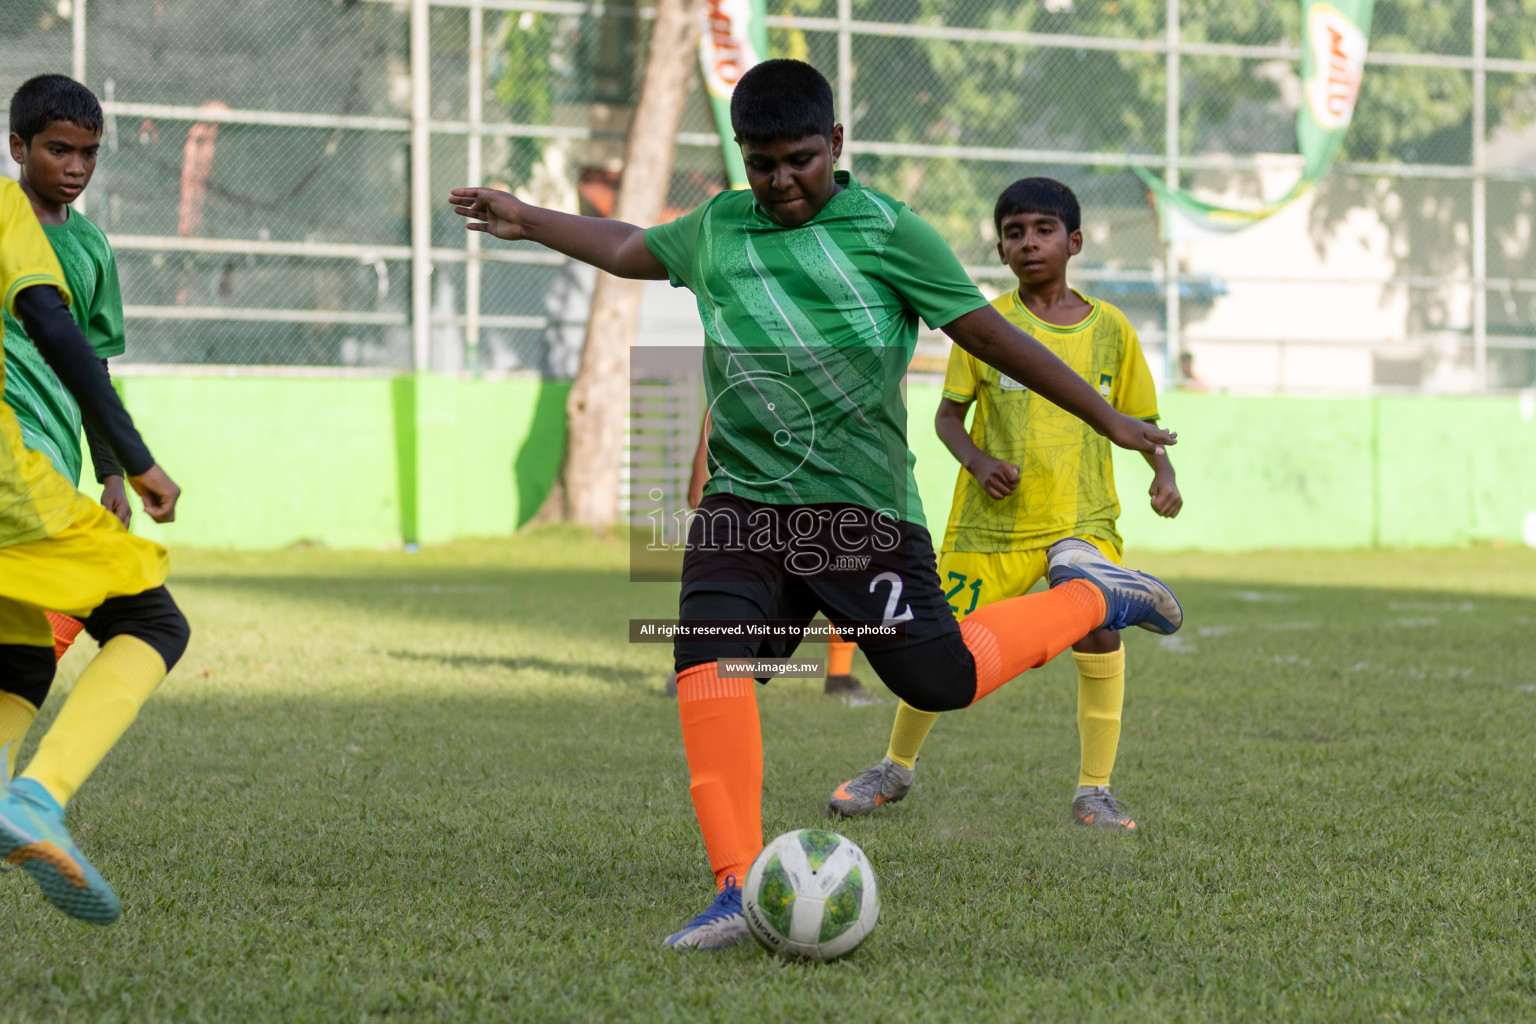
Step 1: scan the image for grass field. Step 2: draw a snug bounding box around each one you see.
[3,534,1534,1023]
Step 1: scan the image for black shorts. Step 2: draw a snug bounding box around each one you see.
[675,494,979,710]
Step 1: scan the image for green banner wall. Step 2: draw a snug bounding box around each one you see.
[110,375,1535,553]
[908,387,1534,553]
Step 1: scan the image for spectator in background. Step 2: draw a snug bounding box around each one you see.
[1176,350,1208,392]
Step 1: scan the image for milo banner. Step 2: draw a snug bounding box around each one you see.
[1134,0,1374,242]
[699,0,768,189]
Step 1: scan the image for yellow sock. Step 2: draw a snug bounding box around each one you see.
[21,636,167,807]
[1075,647,1126,788]
[0,692,40,779]
[885,700,940,769]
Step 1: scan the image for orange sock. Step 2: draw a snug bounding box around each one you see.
[827,634,855,677]
[675,662,763,890]
[960,580,1105,705]
[45,612,86,663]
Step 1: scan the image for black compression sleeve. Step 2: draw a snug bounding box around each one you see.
[13,285,154,476]
[84,360,125,482]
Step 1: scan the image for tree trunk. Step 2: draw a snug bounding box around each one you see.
[534,0,706,530]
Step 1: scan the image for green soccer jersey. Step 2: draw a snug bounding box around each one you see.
[0,206,125,484]
[644,172,987,526]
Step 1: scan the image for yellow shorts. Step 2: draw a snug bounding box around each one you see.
[936,535,1122,621]
[0,494,169,647]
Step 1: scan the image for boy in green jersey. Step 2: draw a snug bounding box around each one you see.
[452,60,1185,950]
[0,76,134,770]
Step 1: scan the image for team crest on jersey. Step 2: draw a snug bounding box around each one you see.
[1097,373,1113,397]
[999,374,1026,392]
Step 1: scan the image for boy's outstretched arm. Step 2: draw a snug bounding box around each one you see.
[941,306,1176,455]
[1141,431,1182,518]
[448,188,669,280]
[935,397,1018,499]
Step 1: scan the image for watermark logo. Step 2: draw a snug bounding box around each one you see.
[628,345,914,583]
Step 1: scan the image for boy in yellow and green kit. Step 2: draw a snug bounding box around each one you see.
[829,178,1182,830]
[0,74,190,925]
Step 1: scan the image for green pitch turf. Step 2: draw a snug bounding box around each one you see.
[3,535,1533,1023]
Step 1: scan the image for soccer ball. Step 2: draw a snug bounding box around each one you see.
[742,829,879,961]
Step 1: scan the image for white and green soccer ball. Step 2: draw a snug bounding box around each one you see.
[742,829,879,961]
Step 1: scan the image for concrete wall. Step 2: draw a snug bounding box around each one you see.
[112,375,1536,551]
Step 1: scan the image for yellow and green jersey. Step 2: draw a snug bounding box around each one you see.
[0,178,86,548]
[940,289,1158,554]
[644,171,989,526]
[1,204,125,484]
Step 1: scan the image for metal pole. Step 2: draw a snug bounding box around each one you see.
[837,0,852,173]
[72,0,86,85]
[73,0,87,216]
[1163,0,1181,373]
[466,1,484,373]
[411,0,433,373]
[1472,0,1487,391]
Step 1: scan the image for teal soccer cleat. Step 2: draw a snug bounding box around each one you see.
[663,876,749,950]
[1047,539,1183,635]
[0,778,121,925]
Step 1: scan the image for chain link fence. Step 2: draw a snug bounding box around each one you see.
[1,0,1533,393]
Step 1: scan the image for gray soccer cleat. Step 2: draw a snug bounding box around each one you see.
[1046,538,1183,634]
[828,757,915,817]
[1070,787,1138,832]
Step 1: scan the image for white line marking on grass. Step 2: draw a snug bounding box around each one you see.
[397,584,509,593]
[840,694,896,708]
[1227,590,1297,603]
[1158,635,1199,653]
[1403,666,1473,680]
[1268,621,1320,632]
[1388,601,1475,612]
[1196,624,1240,637]
[1388,617,1440,627]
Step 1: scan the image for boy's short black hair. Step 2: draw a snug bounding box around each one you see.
[730,60,834,144]
[9,74,103,144]
[994,177,1081,235]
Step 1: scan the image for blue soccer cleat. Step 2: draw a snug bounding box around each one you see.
[0,778,121,925]
[1047,538,1183,635]
[663,875,749,950]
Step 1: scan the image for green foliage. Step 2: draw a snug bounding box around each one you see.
[493,12,555,187]
[3,537,1535,1021]
[835,0,1536,250]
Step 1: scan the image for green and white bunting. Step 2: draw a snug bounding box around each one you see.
[1134,0,1375,242]
[698,0,768,189]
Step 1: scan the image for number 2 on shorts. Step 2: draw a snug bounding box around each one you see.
[869,571,915,628]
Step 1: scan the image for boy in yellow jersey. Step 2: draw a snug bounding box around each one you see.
[829,178,1181,829]
[4,76,138,676]
[0,175,190,924]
